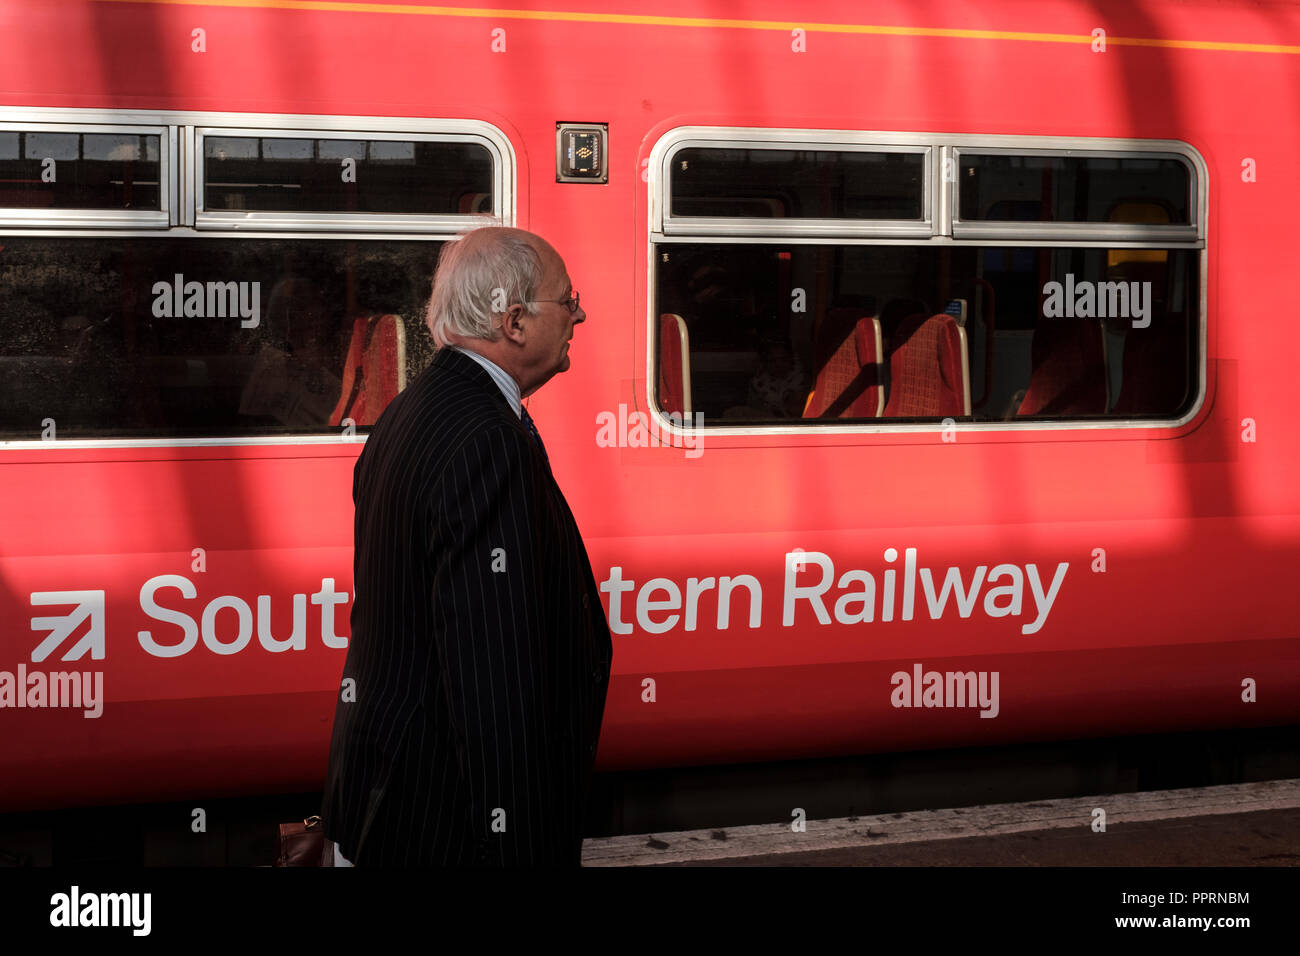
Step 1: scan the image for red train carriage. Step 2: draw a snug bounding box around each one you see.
[0,0,1297,812]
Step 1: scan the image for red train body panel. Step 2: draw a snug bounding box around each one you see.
[1,0,1298,812]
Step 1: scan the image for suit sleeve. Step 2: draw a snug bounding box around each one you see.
[429,424,560,865]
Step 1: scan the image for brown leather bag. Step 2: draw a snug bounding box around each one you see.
[275,815,334,866]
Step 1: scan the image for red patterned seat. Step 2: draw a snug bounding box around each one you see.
[803,308,884,418]
[657,312,691,417]
[1112,309,1189,416]
[329,314,407,426]
[1017,320,1107,417]
[883,313,970,418]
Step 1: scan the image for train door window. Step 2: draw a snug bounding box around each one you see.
[650,130,1204,431]
[197,131,498,232]
[0,124,168,227]
[0,112,513,443]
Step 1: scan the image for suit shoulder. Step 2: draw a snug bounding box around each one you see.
[354,374,520,509]
[433,356,517,419]
[373,360,511,445]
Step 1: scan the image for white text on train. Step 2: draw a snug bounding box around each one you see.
[136,574,349,657]
[599,549,1068,636]
[151,274,261,328]
[787,550,1068,635]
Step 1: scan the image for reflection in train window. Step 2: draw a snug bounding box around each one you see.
[0,238,442,439]
[958,153,1191,224]
[0,130,161,210]
[655,243,1198,424]
[203,135,493,214]
[671,147,925,220]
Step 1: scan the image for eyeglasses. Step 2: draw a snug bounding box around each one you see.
[531,291,580,314]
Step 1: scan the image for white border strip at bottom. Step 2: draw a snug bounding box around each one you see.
[581,778,1300,866]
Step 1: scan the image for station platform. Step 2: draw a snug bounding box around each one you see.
[582,778,1300,866]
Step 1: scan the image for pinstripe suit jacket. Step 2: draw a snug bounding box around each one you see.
[321,345,613,866]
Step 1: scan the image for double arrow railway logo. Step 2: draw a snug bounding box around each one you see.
[29,591,106,662]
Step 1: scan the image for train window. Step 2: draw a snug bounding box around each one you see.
[0,237,442,440]
[199,132,494,224]
[651,131,1205,430]
[0,126,164,222]
[0,110,513,445]
[670,147,926,221]
[957,152,1192,226]
[656,243,1197,424]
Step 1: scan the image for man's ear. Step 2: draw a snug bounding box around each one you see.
[499,304,527,344]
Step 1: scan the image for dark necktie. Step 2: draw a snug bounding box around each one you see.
[520,406,550,469]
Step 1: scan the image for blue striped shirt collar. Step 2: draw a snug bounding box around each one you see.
[448,345,522,419]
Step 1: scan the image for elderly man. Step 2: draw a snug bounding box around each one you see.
[321,226,613,866]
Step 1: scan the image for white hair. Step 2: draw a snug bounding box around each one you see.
[425,225,544,346]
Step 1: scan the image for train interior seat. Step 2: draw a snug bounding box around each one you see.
[882,312,971,418]
[657,312,692,417]
[1104,202,1189,416]
[457,192,493,214]
[1015,318,1109,417]
[1111,310,1188,416]
[801,307,885,418]
[329,313,407,426]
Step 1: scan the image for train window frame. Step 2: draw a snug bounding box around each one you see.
[646,126,1208,437]
[0,105,516,450]
[661,132,933,239]
[0,120,172,230]
[950,146,1198,243]
[193,126,507,233]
